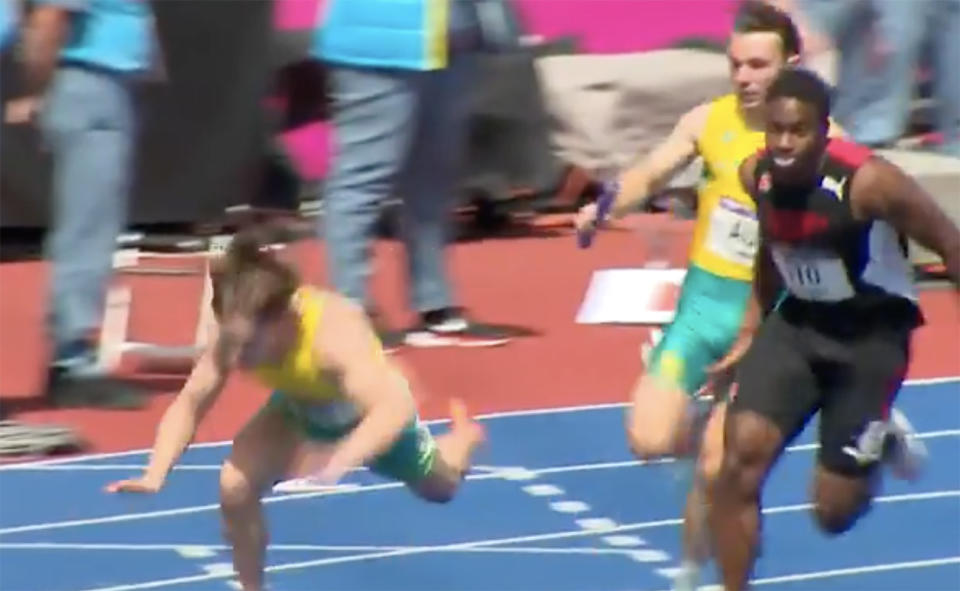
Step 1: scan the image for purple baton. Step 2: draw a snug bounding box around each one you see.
[577,179,619,249]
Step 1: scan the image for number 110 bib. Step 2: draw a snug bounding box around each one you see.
[771,246,856,302]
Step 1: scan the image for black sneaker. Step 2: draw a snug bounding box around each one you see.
[46,367,146,410]
[404,308,513,348]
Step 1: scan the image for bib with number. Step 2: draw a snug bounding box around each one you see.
[706,198,759,267]
[771,246,856,302]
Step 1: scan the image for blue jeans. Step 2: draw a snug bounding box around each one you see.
[803,0,959,152]
[320,55,475,313]
[40,66,138,360]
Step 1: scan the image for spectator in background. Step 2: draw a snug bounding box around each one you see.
[1,0,15,58]
[1,0,18,105]
[783,0,959,155]
[312,0,513,351]
[0,0,85,457]
[6,0,159,408]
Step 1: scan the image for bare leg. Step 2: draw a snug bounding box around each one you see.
[624,360,707,590]
[219,407,300,591]
[410,398,485,502]
[683,484,711,562]
[686,401,727,555]
[709,410,785,591]
[626,372,695,459]
[810,465,874,535]
[675,402,727,590]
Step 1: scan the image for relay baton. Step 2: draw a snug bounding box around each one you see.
[577,180,618,249]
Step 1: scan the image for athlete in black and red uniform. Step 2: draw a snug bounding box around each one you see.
[707,67,960,591]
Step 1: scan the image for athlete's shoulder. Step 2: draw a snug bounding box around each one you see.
[292,284,325,310]
[689,94,737,127]
[307,286,357,316]
[709,92,739,110]
[825,137,873,169]
[847,151,901,202]
[677,100,713,139]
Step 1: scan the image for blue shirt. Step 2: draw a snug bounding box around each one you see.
[314,0,478,71]
[1,0,18,53]
[36,0,154,73]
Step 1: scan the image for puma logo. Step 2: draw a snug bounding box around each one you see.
[821,175,847,200]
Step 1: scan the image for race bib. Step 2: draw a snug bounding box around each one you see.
[772,247,856,302]
[706,198,759,267]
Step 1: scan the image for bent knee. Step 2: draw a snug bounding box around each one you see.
[219,461,260,512]
[410,477,457,504]
[417,487,455,504]
[626,378,689,458]
[717,411,782,496]
[811,470,872,535]
[627,424,677,459]
[811,497,869,535]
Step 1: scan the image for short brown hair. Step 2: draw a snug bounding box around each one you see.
[733,0,802,58]
[210,226,299,322]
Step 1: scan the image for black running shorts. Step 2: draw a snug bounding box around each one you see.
[730,297,914,476]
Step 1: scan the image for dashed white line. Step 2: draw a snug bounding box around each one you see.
[200,563,233,576]
[651,556,960,591]
[522,484,564,497]
[549,501,590,514]
[197,561,237,589]
[72,491,959,591]
[498,468,539,481]
[575,518,619,531]
[174,546,216,559]
[509,451,677,577]
[629,549,671,563]
[602,535,645,547]
[656,566,683,579]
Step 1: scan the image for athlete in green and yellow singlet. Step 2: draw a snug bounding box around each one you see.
[575,3,814,589]
[105,229,485,591]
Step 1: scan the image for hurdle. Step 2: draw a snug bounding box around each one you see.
[96,233,234,373]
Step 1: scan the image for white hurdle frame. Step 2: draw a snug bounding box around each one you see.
[96,234,234,372]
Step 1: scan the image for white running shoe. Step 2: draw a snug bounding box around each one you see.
[885,408,927,482]
[671,561,701,591]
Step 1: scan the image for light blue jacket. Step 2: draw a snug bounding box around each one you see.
[313,0,455,71]
[36,0,154,73]
[1,0,17,52]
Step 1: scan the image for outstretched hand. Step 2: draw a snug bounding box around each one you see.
[105,475,164,494]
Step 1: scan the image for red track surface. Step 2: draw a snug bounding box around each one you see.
[1,214,957,455]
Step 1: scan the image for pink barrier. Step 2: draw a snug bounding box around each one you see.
[281,122,331,181]
[274,0,735,45]
[273,0,736,180]
[274,0,322,30]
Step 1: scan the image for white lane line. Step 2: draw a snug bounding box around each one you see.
[1,376,953,470]
[16,491,960,591]
[3,435,957,536]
